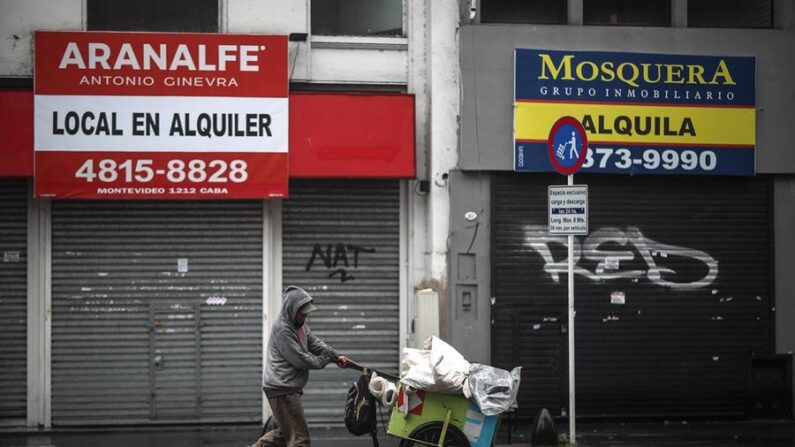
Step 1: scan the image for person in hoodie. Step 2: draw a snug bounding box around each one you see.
[250,286,351,447]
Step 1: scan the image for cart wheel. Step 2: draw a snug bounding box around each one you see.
[398,421,470,447]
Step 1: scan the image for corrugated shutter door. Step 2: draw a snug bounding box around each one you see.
[492,173,773,418]
[282,179,400,429]
[0,179,27,420]
[51,201,263,425]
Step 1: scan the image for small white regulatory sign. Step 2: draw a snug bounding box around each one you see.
[611,291,626,305]
[177,258,189,273]
[548,185,588,235]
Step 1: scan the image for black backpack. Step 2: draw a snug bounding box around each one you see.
[344,372,379,446]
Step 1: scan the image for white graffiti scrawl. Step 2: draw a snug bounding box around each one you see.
[523,225,718,290]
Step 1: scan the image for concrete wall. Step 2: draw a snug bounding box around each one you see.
[460,22,795,173]
[0,0,408,85]
[0,0,83,77]
[228,0,408,85]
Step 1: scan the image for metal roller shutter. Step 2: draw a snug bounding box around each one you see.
[51,200,263,425]
[282,179,400,429]
[0,179,27,420]
[492,173,773,418]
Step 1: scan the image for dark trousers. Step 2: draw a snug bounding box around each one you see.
[250,394,311,447]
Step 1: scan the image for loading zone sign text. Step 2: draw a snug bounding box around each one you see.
[549,185,588,235]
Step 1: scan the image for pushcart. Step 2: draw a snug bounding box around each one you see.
[346,362,500,447]
[386,385,499,447]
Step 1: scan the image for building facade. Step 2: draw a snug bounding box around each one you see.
[0,0,461,433]
[450,0,795,420]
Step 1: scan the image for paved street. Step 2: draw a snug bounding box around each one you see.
[1,420,794,447]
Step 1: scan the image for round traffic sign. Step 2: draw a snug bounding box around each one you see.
[547,116,588,176]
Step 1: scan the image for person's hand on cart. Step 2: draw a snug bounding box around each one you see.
[335,355,352,368]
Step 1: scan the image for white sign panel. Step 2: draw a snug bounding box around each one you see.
[548,185,588,235]
[35,95,288,152]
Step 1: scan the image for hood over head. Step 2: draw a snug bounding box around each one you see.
[281,285,315,325]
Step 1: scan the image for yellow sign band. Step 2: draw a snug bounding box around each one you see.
[514,101,755,146]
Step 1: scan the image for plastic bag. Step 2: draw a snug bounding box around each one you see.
[401,336,471,394]
[463,363,522,416]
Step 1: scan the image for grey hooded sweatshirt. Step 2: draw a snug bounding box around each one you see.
[262,286,339,398]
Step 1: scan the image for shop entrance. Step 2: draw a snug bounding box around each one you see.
[51,200,263,425]
[492,173,774,418]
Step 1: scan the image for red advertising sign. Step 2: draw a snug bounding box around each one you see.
[0,90,33,177]
[289,93,415,178]
[34,31,288,199]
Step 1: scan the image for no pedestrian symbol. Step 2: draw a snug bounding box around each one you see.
[548,116,588,176]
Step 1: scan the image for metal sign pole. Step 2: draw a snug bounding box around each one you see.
[568,173,576,445]
[545,116,586,445]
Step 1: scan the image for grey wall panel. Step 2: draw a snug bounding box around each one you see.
[773,177,795,403]
[460,23,795,173]
[282,180,400,429]
[51,201,262,425]
[0,179,27,420]
[448,171,492,364]
[492,173,773,418]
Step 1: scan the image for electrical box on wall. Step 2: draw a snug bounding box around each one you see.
[456,285,478,319]
[456,252,478,320]
[410,289,440,348]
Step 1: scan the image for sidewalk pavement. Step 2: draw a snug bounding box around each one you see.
[0,425,398,447]
[0,419,793,447]
[499,419,795,447]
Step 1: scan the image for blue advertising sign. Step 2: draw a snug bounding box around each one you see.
[514,49,756,176]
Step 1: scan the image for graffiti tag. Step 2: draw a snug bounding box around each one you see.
[523,225,718,290]
[305,243,376,283]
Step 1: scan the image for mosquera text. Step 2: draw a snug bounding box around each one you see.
[537,54,736,88]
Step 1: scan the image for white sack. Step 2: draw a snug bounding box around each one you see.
[401,348,435,389]
[401,336,471,394]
